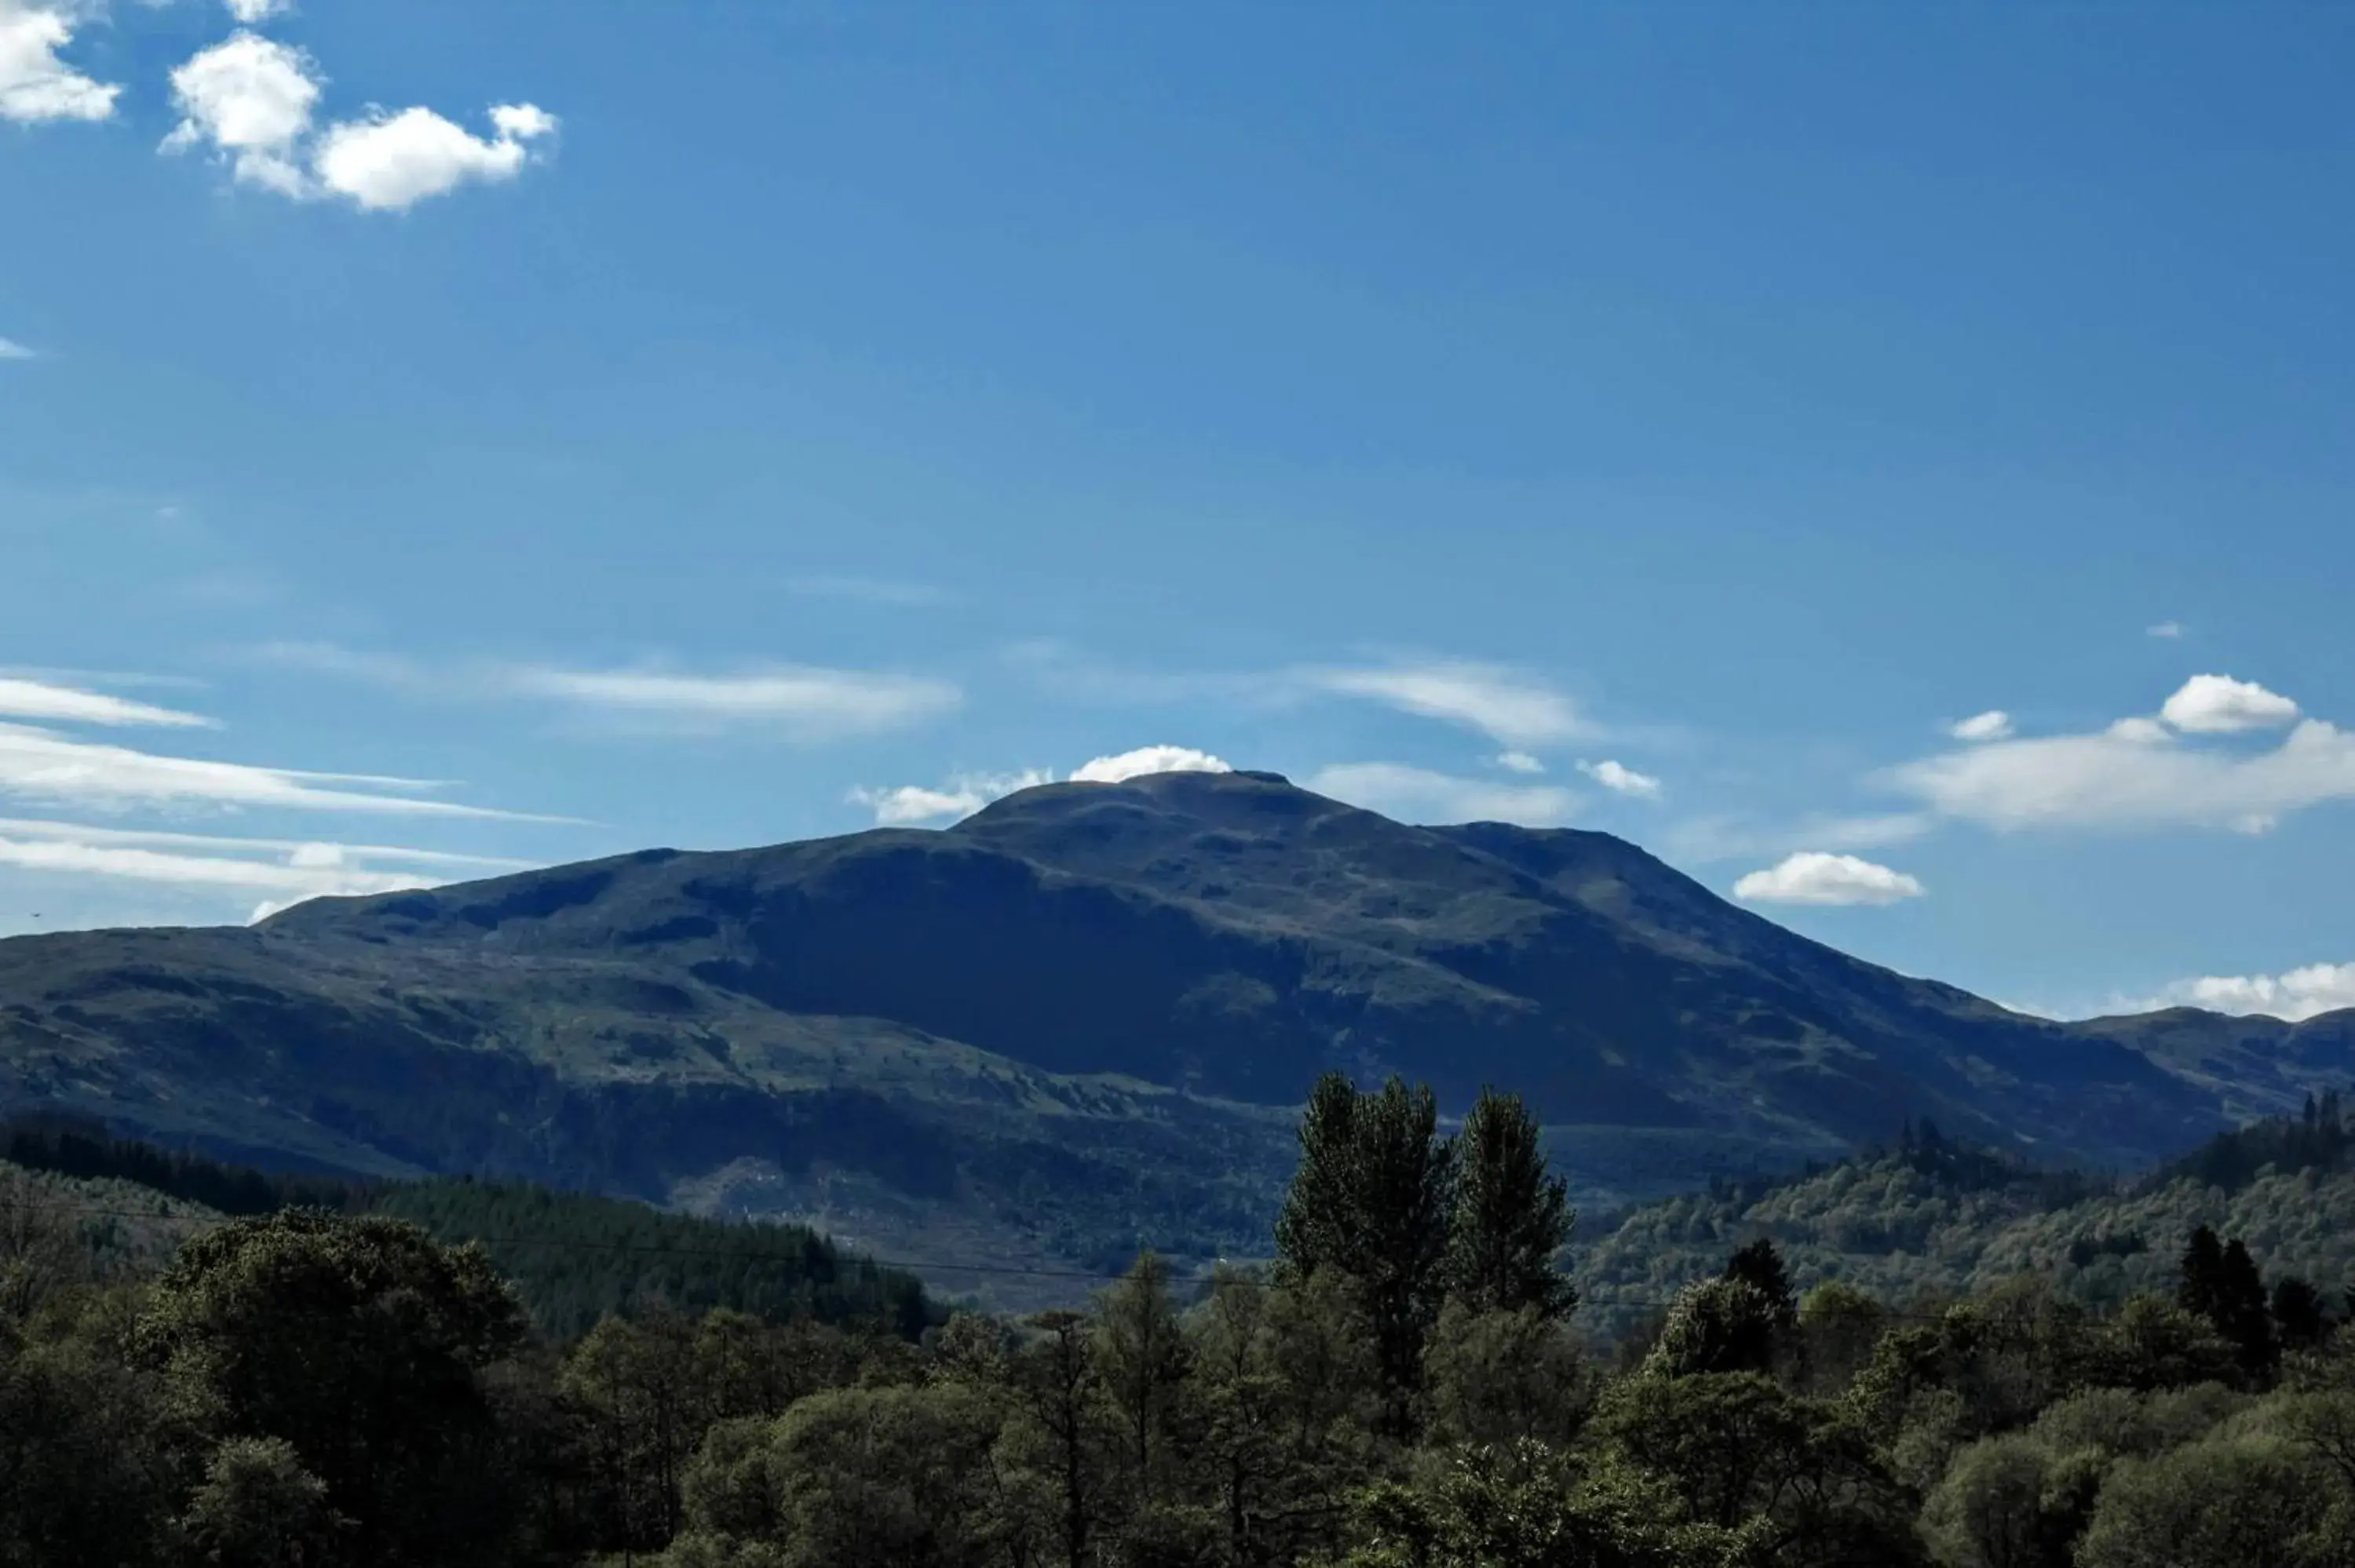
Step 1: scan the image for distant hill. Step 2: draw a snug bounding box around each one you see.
[2,768,2349,1289]
[1575,1111,2355,1342]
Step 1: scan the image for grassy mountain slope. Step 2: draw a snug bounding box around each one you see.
[2,770,2348,1285]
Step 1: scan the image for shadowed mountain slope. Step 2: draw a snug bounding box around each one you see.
[2,770,2347,1288]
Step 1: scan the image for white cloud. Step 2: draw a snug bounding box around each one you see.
[0,0,119,123]
[1579,758,1661,798]
[1070,745,1232,785]
[313,102,557,212]
[2159,673,2299,734]
[0,815,530,870]
[1949,710,2014,743]
[1306,762,1579,827]
[2148,622,2185,640]
[1305,661,1588,748]
[849,746,1230,826]
[512,666,960,740]
[162,31,322,196]
[0,723,564,820]
[0,337,33,360]
[1889,709,2355,833]
[0,816,533,921]
[849,769,1054,826]
[225,0,293,21]
[161,30,556,210]
[0,676,216,729]
[1732,851,1925,907]
[1494,751,1545,775]
[2123,963,2355,1023]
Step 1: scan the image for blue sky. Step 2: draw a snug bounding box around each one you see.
[5,2,2354,1020]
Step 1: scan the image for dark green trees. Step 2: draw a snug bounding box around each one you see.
[1445,1086,1578,1320]
[1276,1074,1458,1425]
[137,1209,531,1568]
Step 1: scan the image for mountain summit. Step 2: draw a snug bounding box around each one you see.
[2,770,2347,1284]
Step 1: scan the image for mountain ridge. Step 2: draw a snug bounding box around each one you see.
[2,768,2347,1293]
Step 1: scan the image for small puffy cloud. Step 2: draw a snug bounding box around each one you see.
[1732,851,1925,907]
[851,747,1229,826]
[225,0,294,20]
[161,31,322,195]
[2159,673,2299,734]
[2126,962,2355,1023]
[1578,758,1661,798]
[0,1,119,123]
[0,337,33,360]
[161,29,555,210]
[1070,745,1232,785]
[2148,621,2185,640]
[2105,717,2171,745]
[512,666,960,741]
[1494,751,1545,775]
[313,102,557,212]
[1307,763,1579,827]
[1949,710,2014,743]
[849,769,1054,826]
[0,676,216,729]
[1305,661,1588,748]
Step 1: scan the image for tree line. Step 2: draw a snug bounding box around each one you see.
[11,1073,2355,1565]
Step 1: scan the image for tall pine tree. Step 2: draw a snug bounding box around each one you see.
[1444,1086,1576,1319]
[1274,1072,1455,1434]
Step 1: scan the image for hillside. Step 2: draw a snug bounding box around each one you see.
[2,768,2350,1286]
[1576,1114,2355,1341]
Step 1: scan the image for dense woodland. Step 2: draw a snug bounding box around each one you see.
[13,1084,2355,1565]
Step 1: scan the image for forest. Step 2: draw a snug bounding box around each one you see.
[10,1078,2355,1566]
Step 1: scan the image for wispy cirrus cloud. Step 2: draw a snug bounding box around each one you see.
[1302,660,1590,749]
[0,675,217,730]
[250,643,963,742]
[0,723,566,821]
[0,336,34,360]
[512,665,962,740]
[0,0,119,124]
[0,816,532,913]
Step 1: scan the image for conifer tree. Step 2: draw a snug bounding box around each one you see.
[1444,1086,1576,1319]
[1274,1072,1455,1432]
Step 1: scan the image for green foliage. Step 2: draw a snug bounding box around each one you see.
[1422,1296,1594,1450]
[2074,1432,2339,1568]
[1276,1074,1455,1431]
[368,1178,934,1341]
[137,1209,531,1568]
[1644,1278,1782,1378]
[671,1382,1011,1568]
[180,1435,342,1568]
[1445,1087,1577,1319]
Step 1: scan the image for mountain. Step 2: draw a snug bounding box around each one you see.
[2,768,2349,1294]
